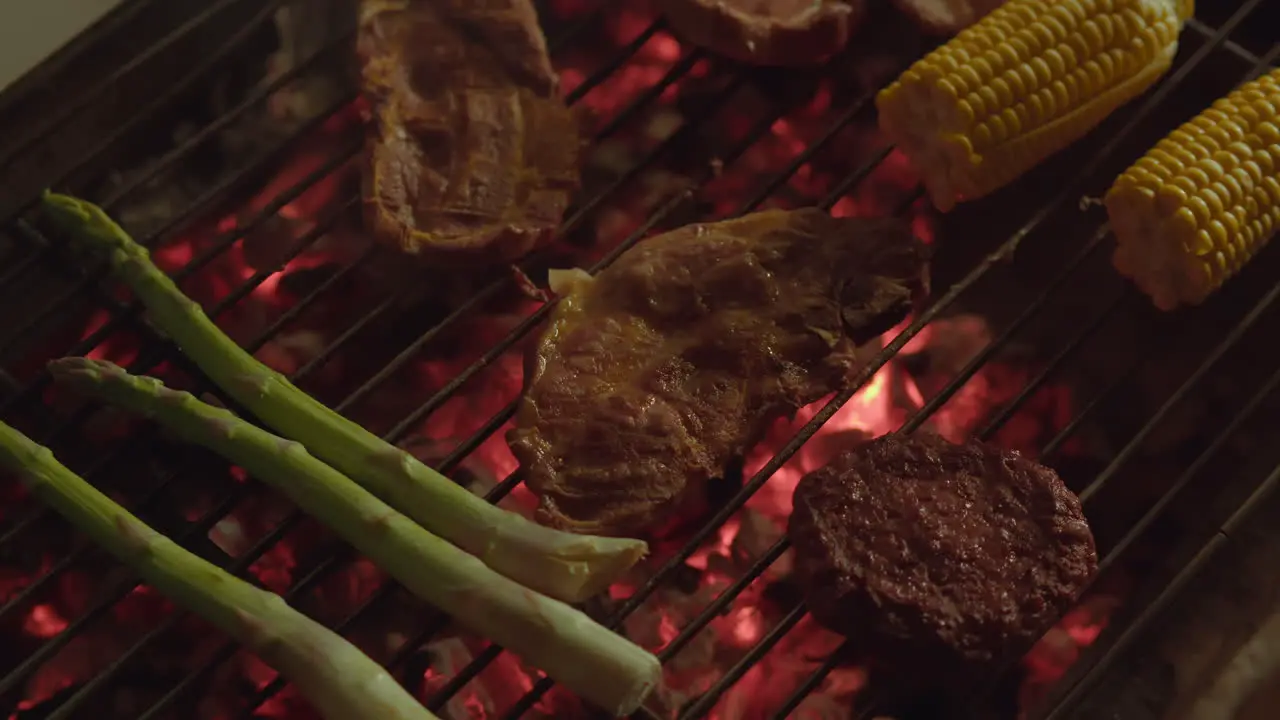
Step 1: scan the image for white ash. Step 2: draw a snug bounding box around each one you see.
[267,0,355,124]
[1181,607,1280,720]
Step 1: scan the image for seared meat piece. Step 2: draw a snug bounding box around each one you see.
[509,209,930,537]
[789,433,1097,691]
[358,0,581,264]
[893,0,1006,35]
[655,0,865,67]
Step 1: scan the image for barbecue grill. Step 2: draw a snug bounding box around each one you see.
[2,0,1280,718]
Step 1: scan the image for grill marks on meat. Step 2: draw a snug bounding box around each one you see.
[358,0,581,264]
[509,209,930,537]
[655,0,865,67]
[788,433,1097,691]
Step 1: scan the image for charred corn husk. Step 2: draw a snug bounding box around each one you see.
[877,0,1194,212]
[1106,68,1280,311]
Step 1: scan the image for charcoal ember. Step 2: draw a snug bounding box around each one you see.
[240,213,303,273]
[256,330,341,382]
[730,507,786,574]
[424,637,561,718]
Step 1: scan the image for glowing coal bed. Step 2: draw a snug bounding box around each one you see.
[0,2,1118,719]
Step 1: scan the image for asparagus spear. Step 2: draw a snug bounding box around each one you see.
[41,191,645,604]
[0,421,438,720]
[50,357,661,715]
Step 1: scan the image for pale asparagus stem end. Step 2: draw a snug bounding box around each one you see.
[365,446,647,603]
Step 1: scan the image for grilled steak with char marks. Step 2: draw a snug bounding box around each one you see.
[508,209,930,537]
[789,433,1097,692]
[655,0,865,67]
[358,0,581,264]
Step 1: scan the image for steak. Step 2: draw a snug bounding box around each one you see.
[892,0,1006,35]
[508,209,930,537]
[358,0,582,264]
[788,433,1097,691]
[655,0,865,67]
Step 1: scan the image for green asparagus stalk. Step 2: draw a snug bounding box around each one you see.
[50,357,661,716]
[0,421,438,720]
[41,191,645,604]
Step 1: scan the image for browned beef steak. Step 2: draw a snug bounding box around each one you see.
[358,0,581,264]
[508,209,930,537]
[655,0,865,67]
[789,433,1097,689]
[893,0,1006,35]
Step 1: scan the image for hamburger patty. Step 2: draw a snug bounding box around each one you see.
[788,432,1097,687]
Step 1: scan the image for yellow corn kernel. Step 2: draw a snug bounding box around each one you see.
[1106,68,1280,311]
[877,0,1194,212]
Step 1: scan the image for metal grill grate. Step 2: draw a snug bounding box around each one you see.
[0,0,1278,718]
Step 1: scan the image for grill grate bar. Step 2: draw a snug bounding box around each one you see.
[853,36,1280,720]
[681,604,809,720]
[5,1,1271,717]
[767,289,1139,718]
[1187,17,1264,65]
[1096,299,1280,579]
[1071,34,1280,503]
[363,71,832,718]
[900,224,1115,437]
[974,286,1137,442]
[1078,287,1277,508]
[642,213,1134,718]
[0,195,358,628]
[157,53,757,720]
[501,6,1269,715]
[411,79,904,715]
[332,19,694,417]
[0,90,355,376]
[0,0,287,253]
[0,475,246,701]
[1044,319,1280,718]
[564,19,668,106]
[0,189,385,699]
[422,93,909,718]
[849,16,1280,720]
[120,19,773,717]
[0,3,605,401]
[0,0,249,173]
[390,109,894,462]
[0,186,374,566]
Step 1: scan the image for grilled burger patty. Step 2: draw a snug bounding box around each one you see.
[789,432,1097,688]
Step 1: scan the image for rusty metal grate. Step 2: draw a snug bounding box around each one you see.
[0,0,1278,718]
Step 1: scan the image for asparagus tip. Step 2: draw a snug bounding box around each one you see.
[40,191,132,255]
[47,356,126,388]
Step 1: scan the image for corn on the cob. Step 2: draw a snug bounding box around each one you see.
[1106,68,1280,311]
[877,0,1194,212]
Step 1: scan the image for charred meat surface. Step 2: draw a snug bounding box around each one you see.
[358,0,581,264]
[789,433,1097,690]
[893,0,1006,35]
[655,0,865,67]
[509,209,930,537]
